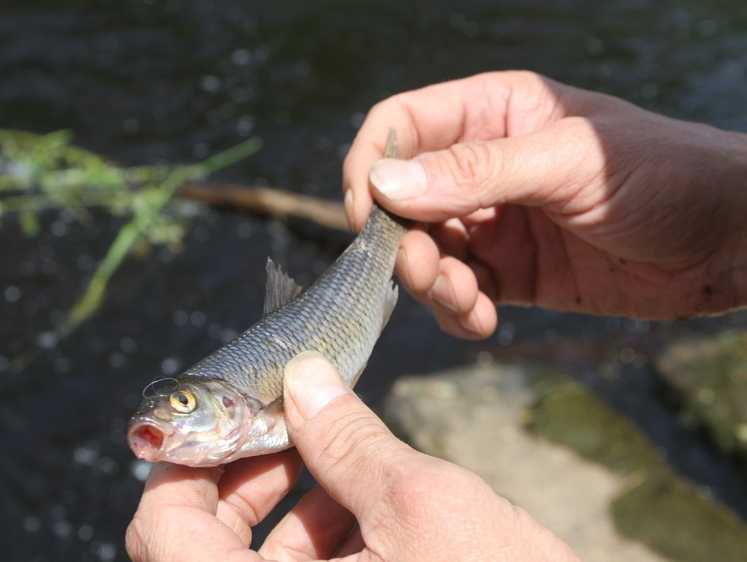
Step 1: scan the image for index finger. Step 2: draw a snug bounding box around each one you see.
[127,462,248,562]
[142,461,224,519]
[342,72,517,231]
[126,452,302,562]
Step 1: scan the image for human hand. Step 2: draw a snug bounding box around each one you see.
[343,71,747,338]
[127,351,579,561]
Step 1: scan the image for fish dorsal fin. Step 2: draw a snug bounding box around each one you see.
[263,258,303,316]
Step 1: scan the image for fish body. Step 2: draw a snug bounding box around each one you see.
[128,131,407,467]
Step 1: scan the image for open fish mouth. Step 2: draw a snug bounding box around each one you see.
[127,419,171,462]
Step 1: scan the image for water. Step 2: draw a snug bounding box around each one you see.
[2,0,747,560]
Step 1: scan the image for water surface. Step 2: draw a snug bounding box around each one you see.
[2,1,747,560]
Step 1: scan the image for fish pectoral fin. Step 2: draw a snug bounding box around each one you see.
[263,258,304,316]
[260,396,285,429]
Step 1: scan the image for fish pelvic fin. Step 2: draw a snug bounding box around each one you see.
[263,258,303,316]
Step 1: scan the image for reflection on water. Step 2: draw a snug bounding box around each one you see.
[2,0,747,560]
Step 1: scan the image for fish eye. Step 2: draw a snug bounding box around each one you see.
[169,390,196,413]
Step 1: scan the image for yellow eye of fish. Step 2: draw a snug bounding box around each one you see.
[169,390,196,413]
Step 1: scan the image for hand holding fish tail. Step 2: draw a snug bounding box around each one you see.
[344,71,747,335]
[126,352,580,562]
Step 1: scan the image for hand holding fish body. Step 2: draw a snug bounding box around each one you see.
[127,132,407,467]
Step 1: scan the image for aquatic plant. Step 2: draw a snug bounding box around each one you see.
[0,129,261,369]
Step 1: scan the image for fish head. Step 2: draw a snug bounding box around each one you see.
[127,377,259,467]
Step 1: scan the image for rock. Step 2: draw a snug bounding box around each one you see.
[528,371,747,562]
[655,330,747,463]
[384,361,747,561]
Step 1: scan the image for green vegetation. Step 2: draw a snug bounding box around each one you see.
[0,129,261,368]
[526,374,747,562]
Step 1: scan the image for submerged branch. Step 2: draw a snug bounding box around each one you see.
[179,181,350,232]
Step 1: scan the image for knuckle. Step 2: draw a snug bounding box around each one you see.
[443,143,500,207]
[446,143,489,183]
[318,409,394,467]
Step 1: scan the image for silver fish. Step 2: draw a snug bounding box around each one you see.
[127,130,407,467]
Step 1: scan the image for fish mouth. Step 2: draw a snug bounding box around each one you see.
[127,419,171,462]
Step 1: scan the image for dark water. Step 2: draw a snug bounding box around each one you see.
[2,1,747,560]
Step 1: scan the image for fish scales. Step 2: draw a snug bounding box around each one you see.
[127,130,408,466]
[185,203,406,403]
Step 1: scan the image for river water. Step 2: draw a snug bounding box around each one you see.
[2,1,747,560]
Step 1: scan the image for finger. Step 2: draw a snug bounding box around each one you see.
[432,291,498,340]
[258,484,357,561]
[215,450,303,545]
[395,230,497,339]
[428,256,479,316]
[430,218,470,262]
[342,71,527,231]
[126,463,261,562]
[343,71,576,230]
[342,81,480,231]
[396,230,489,317]
[395,228,440,296]
[282,352,419,519]
[142,461,223,514]
[368,115,607,224]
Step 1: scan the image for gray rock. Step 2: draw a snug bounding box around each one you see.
[384,362,672,562]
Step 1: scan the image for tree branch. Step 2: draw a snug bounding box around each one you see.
[179,181,350,232]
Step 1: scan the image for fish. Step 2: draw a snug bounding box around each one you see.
[127,130,408,467]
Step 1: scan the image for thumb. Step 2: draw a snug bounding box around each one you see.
[369,119,604,222]
[283,351,415,517]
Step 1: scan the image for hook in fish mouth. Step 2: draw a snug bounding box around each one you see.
[126,378,263,466]
[141,377,179,399]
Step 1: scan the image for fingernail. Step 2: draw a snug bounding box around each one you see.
[343,189,355,228]
[370,158,428,201]
[284,352,347,420]
[396,247,409,284]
